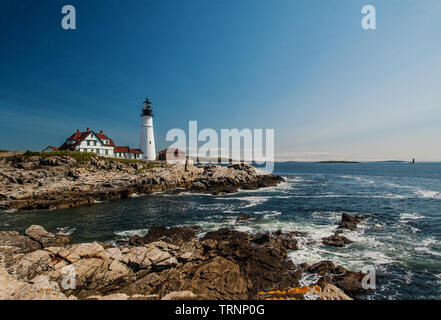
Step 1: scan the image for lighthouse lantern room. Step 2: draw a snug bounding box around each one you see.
[139,97,156,160]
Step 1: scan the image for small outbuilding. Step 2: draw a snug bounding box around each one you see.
[158,148,186,163]
[42,146,59,153]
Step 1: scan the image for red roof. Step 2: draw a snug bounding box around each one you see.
[59,129,115,150]
[58,129,141,155]
[158,148,185,154]
[95,133,115,146]
[114,146,143,154]
[114,146,130,153]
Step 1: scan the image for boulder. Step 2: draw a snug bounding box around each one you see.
[161,291,200,300]
[12,250,53,280]
[308,261,336,275]
[24,225,72,248]
[322,234,353,247]
[130,226,199,246]
[236,215,259,223]
[0,231,41,254]
[338,212,364,231]
[330,271,367,297]
[320,283,352,300]
[0,266,74,300]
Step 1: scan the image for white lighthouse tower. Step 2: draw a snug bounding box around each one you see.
[139,97,156,160]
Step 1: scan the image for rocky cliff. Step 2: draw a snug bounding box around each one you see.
[0,154,283,212]
[0,224,361,300]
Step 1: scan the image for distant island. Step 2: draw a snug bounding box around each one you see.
[316,161,361,164]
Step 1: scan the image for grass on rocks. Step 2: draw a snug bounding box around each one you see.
[20,150,164,167]
[23,150,97,162]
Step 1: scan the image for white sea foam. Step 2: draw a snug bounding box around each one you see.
[254,210,282,219]
[399,212,424,221]
[130,193,146,198]
[56,227,76,236]
[93,200,108,204]
[228,196,270,208]
[341,175,375,184]
[414,189,441,199]
[414,237,441,257]
[115,228,149,238]
[234,225,254,233]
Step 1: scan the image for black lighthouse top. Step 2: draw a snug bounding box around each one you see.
[141,97,154,117]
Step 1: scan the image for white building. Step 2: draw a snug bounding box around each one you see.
[57,128,143,159]
[139,98,156,160]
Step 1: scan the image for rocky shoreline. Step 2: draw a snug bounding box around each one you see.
[0,213,368,300]
[0,153,283,212]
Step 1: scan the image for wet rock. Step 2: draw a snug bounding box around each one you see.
[200,228,301,297]
[0,224,366,300]
[330,271,367,297]
[322,233,353,247]
[24,225,72,248]
[251,233,270,244]
[129,226,199,246]
[338,212,364,231]
[236,215,259,223]
[296,263,310,273]
[308,261,336,275]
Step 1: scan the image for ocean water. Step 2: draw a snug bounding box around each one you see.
[1,162,441,299]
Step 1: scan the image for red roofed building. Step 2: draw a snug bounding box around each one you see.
[113,146,143,160]
[57,128,143,159]
[42,146,59,153]
[158,148,186,163]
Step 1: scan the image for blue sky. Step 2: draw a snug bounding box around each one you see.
[1,0,440,161]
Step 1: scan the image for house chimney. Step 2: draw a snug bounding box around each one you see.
[87,128,90,132]
[100,130,103,134]
[76,129,80,134]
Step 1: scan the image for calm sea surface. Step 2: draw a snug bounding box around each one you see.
[1,162,441,299]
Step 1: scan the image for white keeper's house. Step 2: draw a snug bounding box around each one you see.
[43,97,159,161]
[54,128,144,160]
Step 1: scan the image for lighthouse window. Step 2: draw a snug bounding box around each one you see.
[149,141,152,144]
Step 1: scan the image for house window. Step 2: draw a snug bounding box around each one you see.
[105,150,108,156]
[94,141,97,146]
[87,141,90,146]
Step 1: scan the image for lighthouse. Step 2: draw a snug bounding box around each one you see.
[139,97,156,160]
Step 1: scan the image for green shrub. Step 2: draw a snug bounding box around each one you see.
[23,150,96,162]
[23,150,41,157]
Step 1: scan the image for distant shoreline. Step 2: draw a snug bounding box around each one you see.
[316,161,360,164]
